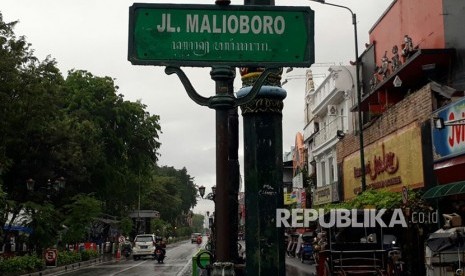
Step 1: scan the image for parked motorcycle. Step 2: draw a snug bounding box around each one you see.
[286,233,299,257]
[300,232,315,263]
[300,242,313,263]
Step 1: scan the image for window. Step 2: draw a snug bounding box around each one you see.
[340,108,344,131]
[321,161,326,186]
[329,157,335,183]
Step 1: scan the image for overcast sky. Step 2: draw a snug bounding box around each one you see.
[1,0,392,215]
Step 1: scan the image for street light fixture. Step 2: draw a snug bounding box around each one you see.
[433,117,465,129]
[308,0,367,191]
[26,178,35,192]
[54,177,66,191]
[26,177,66,199]
[205,186,216,201]
[198,185,206,198]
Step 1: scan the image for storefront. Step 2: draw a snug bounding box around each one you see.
[423,98,465,208]
[342,122,425,200]
[312,182,339,206]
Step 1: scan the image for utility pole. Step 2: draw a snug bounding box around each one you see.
[128,1,313,274]
[239,74,286,275]
[241,2,285,274]
[228,90,240,263]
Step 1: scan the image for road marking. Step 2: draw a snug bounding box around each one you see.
[110,259,147,275]
[176,257,192,276]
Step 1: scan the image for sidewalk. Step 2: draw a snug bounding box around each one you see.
[20,253,115,276]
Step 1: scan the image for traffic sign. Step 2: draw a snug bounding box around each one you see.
[118,236,125,243]
[45,249,57,267]
[402,186,408,204]
[128,3,314,67]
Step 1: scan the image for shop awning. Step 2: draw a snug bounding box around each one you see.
[422,181,465,199]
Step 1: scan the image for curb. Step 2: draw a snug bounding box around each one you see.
[19,239,190,276]
[20,255,114,276]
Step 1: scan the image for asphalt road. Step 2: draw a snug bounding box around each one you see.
[43,239,316,276]
[49,240,203,276]
[285,255,316,276]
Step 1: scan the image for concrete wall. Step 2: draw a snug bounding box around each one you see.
[369,0,445,67]
[337,83,433,164]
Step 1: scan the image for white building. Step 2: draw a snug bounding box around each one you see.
[302,66,357,206]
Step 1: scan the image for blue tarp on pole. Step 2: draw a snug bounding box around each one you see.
[3,225,33,234]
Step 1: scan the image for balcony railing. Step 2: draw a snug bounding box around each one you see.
[314,116,344,150]
[313,77,336,111]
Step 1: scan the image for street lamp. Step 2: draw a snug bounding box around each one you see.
[205,186,216,201]
[198,185,206,198]
[26,177,66,199]
[433,117,465,129]
[281,73,326,86]
[308,0,366,191]
[26,178,35,192]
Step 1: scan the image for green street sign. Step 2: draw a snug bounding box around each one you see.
[128,3,314,67]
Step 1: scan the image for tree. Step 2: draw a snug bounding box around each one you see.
[191,214,205,233]
[62,70,162,215]
[0,12,69,248]
[61,194,102,245]
[23,201,61,255]
[141,166,198,225]
[0,12,198,254]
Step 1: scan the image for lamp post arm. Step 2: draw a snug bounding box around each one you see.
[165,66,210,107]
[320,2,354,19]
[166,66,280,109]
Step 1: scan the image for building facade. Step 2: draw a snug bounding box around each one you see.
[303,66,356,206]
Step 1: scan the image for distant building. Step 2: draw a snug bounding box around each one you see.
[303,66,355,206]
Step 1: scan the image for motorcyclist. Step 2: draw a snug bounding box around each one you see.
[196,234,202,245]
[121,237,132,257]
[154,236,166,261]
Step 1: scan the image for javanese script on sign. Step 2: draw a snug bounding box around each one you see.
[128,3,314,67]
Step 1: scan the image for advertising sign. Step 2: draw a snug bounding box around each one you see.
[292,172,304,188]
[313,185,332,206]
[128,3,314,67]
[432,97,465,161]
[343,123,425,200]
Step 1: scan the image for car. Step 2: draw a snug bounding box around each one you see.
[132,234,156,260]
[191,233,201,243]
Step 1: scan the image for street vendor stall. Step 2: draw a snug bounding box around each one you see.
[425,223,465,276]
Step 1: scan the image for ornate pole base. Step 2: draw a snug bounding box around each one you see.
[211,262,236,276]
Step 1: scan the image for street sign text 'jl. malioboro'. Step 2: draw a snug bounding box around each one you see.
[128,3,314,67]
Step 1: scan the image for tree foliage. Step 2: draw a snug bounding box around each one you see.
[191,214,205,233]
[0,12,200,252]
[61,194,102,245]
[321,188,430,212]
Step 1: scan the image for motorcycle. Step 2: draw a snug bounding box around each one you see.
[300,242,314,263]
[154,245,166,263]
[286,233,299,257]
[121,241,132,258]
[300,232,315,263]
